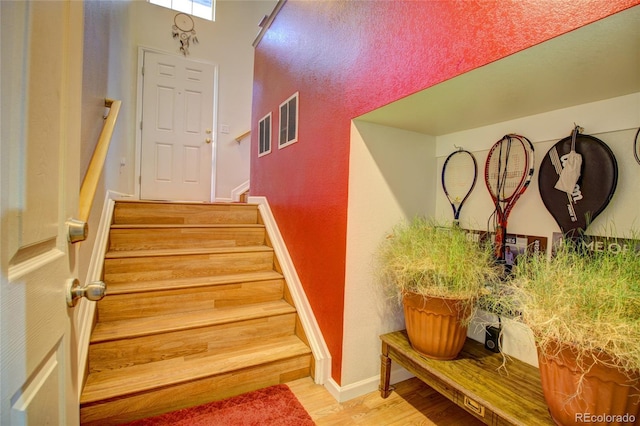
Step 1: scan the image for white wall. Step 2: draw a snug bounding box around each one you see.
[79,0,275,273]
[78,0,275,294]
[74,0,142,383]
[435,93,640,246]
[74,0,275,376]
[342,121,437,388]
[437,93,640,367]
[130,0,276,200]
[341,92,640,396]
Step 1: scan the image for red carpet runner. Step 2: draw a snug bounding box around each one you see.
[121,384,315,426]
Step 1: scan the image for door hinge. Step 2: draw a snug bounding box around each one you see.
[140,121,143,130]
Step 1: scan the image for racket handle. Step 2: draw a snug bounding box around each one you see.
[494,226,505,260]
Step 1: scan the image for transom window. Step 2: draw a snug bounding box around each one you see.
[149,0,215,21]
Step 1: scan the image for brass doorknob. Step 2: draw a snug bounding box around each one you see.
[205,138,212,144]
[66,278,106,307]
[66,218,88,244]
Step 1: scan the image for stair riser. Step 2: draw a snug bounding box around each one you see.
[80,355,311,426]
[109,227,266,251]
[113,202,259,225]
[103,252,274,283]
[97,279,285,322]
[89,314,297,373]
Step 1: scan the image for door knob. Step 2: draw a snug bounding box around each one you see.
[66,278,106,307]
[66,218,88,244]
[205,138,212,144]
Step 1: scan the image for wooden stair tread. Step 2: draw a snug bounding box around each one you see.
[80,335,310,404]
[110,223,265,229]
[115,200,258,207]
[113,202,260,225]
[105,245,273,259]
[81,200,312,424]
[91,300,296,343]
[105,271,284,295]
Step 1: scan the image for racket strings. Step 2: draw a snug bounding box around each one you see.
[442,150,478,219]
[485,134,535,256]
[488,137,509,237]
[487,136,513,227]
[497,136,512,201]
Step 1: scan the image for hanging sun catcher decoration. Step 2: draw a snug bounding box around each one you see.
[173,13,198,56]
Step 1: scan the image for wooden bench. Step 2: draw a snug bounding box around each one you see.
[380,330,554,426]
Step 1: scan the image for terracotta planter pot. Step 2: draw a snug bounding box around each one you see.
[537,341,640,426]
[402,292,471,360]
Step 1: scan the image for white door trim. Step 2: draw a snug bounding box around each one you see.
[134,46,219,201]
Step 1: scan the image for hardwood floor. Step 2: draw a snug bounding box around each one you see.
[288,377,484,425]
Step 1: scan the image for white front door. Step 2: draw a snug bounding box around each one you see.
[140,51,217,202]
[1,1,83,424]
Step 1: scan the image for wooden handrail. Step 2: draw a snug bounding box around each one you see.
[78,98,121,222]
[235,130,251,142]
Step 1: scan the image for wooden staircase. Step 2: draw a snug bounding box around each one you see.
[80,201,312,425]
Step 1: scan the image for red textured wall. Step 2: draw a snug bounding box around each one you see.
[251,0,639,385]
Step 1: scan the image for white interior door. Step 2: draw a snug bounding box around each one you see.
[140,51,216,202]
[1,1,83,424]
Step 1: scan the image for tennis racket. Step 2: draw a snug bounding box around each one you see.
[484,134,535,261]
[442,149,478,225]
[539,129,617,240]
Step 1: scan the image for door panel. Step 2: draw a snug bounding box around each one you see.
[156,144,174,181]
[1,0,82,424]
[140,52,216,201]
[11,337,64,425]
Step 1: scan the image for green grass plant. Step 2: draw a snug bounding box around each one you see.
[508,237,640,376]
[376,217,500,304]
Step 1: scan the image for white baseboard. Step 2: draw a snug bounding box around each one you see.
[247,196,418,402]
[325,368,415,402]
[76,190,133,397]
[247,196,332,385]
[231,180,250,202]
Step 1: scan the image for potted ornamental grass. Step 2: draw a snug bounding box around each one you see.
[376,217,500,360]
[506,238,640,425]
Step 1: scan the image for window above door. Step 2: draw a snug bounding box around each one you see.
[149,0,215,21]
